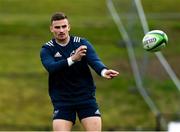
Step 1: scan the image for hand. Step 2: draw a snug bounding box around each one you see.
[71,45,87,62]
[103,69,119,79]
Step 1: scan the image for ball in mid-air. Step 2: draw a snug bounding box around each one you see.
[142,30,168,52]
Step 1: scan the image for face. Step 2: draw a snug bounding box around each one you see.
[50,19,70,43]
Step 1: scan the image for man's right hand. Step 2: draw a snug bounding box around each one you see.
[71,45,87,62]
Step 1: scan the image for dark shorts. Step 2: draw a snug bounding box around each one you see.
[52,101,101,124]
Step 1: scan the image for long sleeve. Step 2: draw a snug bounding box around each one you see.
[40,47,68,73]
[84,40,107,76]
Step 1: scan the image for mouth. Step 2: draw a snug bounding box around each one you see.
[58,33,65,37]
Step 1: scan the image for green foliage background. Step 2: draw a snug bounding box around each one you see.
[0,0,179,131]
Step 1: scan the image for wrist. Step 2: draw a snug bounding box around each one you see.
[67,57,75,66]
[101,68,108,77]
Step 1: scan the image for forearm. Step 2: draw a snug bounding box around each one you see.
[42,58,68,73]
[88,60,107,76]
[40,47,75,73]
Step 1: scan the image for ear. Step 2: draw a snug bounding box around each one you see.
[50,25,53,32]
[68,24,71,31]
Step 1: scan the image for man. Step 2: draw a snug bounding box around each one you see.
[40,12,119,131]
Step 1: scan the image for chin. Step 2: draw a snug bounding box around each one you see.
[59,38,66,41]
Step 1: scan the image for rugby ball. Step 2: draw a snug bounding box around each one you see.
[142,30,168,52]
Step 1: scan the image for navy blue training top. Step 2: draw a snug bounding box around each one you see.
[40,36,107,108]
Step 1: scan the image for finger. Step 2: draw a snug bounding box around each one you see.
[109,73,118,77]
[81,45,87,50]
[78,45,87,51]
[79,52,86,55]
[105,71,119,78]
[76,47,86,54]
[111,71,119,75]
[77,45,85,50]
[105,75,112,79]
[75,48,81,53]
[109,70,119,75]
[79,49,87,54]
[79,51,86,56]
[108,75,114,79]
[106,71,118,76]
[82,49,87,53]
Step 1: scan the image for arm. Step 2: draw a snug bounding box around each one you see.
[40,47,70,73]
[83,40,119,78]
[84,40,108,76]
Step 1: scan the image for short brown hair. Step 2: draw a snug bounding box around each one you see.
[50,12,68,24]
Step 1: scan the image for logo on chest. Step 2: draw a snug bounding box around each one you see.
[54,52,62,57]
[54,50,76,58]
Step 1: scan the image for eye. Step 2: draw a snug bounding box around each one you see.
[62,25,67,28]
[54,26,60,29]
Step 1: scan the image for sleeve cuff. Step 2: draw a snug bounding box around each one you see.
[67,57,75,66]
[101,68,108,77]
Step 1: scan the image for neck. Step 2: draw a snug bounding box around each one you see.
[56,36,70,46]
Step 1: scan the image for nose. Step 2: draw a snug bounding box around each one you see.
[59,27,64,32]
